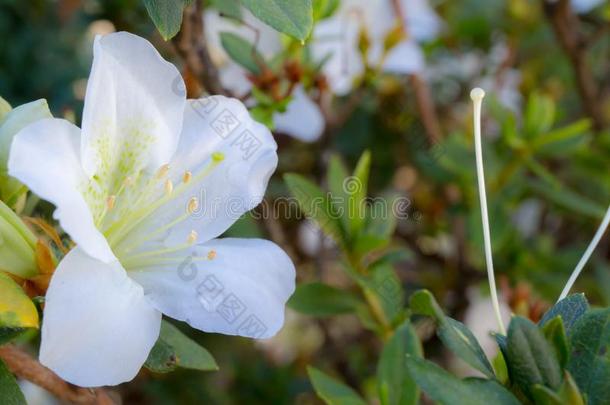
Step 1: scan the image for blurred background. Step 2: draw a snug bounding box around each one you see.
[1,0,609,403]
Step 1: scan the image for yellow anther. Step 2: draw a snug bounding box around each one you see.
[107,195,116,210]
[156,163,170,179]
[187,230,198,244]
[207,250,217,260]
[187,197,199,214]
[212,152,225,162]
[164,179,173,195]
[183,171,192,184]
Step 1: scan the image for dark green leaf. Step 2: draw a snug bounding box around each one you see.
[219,32,264,74]
[209,0,242,20]
[145,320,217,373]
[377,321,422,405]
[567,308,610,405]
[288,283,359,317]
[143,0,190,40]
[240,0,313,41]
[0,359,25,405]
[409,290,494,377]
[348,150,371,236]
[405,356,520,405]
[369,263,404,323]
[505,317,562,398]
[531,384,563,405]
[539,293,589,336]
[327,155,350,236]
[308,366,367,405]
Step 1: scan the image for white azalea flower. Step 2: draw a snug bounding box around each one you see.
[205,10,325,142]
[8,32,295,387]
[571,0,604,13]
[311,0,442,95]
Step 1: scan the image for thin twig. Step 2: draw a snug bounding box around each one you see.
[543,0,606,131]
[0,345,114,404]
[172,0,230,96]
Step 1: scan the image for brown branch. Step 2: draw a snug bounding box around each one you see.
[410,74,443,144]
[543,0,606,131]
[172,0,230,97]
[0,345,114,404]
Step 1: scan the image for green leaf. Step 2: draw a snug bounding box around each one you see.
[284,173,344,244]
[524,92,555,137]
[145,320,217,373]
[409,290,494,377]
[0,97,11,121]
[405,356,520,405]
[240,0,313,41]
[539,293,589,337]
[288,283,359,317]
[220,32,265,74]
[505,317,562,399]
[531,384,563,405]
[209,0,242,20]
[0,273,38,330]
[308,366,366,405]
[0,359,25,405]
[327,155,350,235]
[528,178,606,219]
[143,0,191,40]
[541,316,569,369]
[567,308,610,405]
[348,150,371,236]
[531,371,586,405]
[377,321,422,405]
[313,0,339,20]
[368,263,404,323]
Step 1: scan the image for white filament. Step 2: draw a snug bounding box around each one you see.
[558,204,610,301]
[470,88,506,335]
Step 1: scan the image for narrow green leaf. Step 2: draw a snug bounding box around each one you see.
[220,32,264,74]
[541,316,569,369]
[313,0,340,20]
[327,155,350,236]
[145,320,218,373]
[567,308,610,405]
[539,293,589,337]
[409,290,494,378]
[308,366,367,405]
[288,283,359,317]
[531,384,563,405]
[143,0,191,40]
[369,263,404,323]
[240,0,313,41]
[406,356,520,405]
[505,317,562,399]
[377,321,422,405]
[209,0,242,20]
[0,359,25,405]
[348,150,371,236]
[528,179,606,219]
[284,173,344,244]
[0,273,38,330]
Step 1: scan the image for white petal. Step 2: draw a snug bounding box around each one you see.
[401,0,442,42]
[570,0,603,13]
[40,247,161,387]
[123,96,278,250]
[273,86,324,142]
[8,118,115,262]
[130,238,295,339]
[382,40,425,74]
[80,32,186,182]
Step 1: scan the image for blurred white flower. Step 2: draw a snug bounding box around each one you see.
[9,32,295,387]
[204,10,325,142]
[311,0,442,95]
[18,381,58,405]
[570,0,604,13]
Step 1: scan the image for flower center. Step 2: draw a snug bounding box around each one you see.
[83,152,225,270]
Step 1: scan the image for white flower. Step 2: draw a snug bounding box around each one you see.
[8,32,295,387]
[571,0,604,13]
[311,0,442,95]
[204,10,325,142]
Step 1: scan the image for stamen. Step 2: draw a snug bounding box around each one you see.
[207,250,217,260]
[187,197,199,214]
[183,171,192,184]
[164,179,173,195]
[212,152,225,162]
[156,163,170,179]
[558,204,610,301]
[187,230,198,244]
[470,87,506,335]
[106,195,116,210]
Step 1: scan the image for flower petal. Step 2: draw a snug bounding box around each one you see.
[121,96,277,252]
[40,247,161,387]
[274,86,325,143]
[8,118,115,262]
[382,40,425,74]
[80,32,186,188]
[130,238,295,339]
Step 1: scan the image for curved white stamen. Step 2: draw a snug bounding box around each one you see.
[471,87,506,335]
[558,204,610,301]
